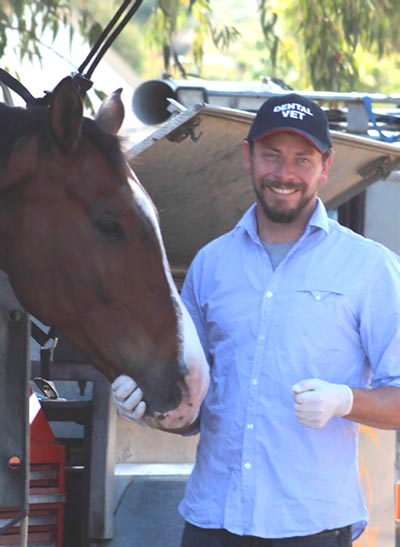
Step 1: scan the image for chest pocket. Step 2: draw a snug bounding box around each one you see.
[300,289,342,301]
[296,288,344,303]
[294,288,347,330]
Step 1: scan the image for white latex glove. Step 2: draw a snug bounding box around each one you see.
[111,375,147,423]
[292,378,353,429]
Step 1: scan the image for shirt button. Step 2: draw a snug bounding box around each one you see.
[247,423,254,430]
[244,462,252,469]
[266,291,273,298]
[252,379,258,386]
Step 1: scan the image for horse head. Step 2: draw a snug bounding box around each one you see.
[0,77,209,429]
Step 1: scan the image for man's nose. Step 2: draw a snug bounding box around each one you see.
[274,159,296,180]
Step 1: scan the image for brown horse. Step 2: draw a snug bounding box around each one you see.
[0,76,209,429]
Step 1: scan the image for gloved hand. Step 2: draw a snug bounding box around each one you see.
[292,378,353,429]
[111,375,147,423]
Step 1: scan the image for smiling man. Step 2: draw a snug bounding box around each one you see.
[243,95,333,238]
[112,94,400,547]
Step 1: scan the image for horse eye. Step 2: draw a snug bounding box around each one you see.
[94,217,126,240]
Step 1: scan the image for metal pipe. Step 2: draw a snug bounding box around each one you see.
[19,516,28,547]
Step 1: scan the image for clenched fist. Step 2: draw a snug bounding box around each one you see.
[292,378,353,429]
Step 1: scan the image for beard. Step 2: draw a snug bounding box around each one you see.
[253,179,315,224]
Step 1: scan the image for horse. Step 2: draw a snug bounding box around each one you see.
[0,76,209,430]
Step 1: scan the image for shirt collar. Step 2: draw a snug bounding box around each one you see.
[308,198,330,235]
[235,197,330,241]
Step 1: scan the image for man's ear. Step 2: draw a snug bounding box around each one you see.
[243,140,252,175]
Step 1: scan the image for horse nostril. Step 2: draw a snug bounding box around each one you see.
[143,381,183,415]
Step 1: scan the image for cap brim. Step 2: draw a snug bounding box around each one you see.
[254,128,328,153]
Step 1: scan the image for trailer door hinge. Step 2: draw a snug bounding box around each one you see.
[357,155,392,180]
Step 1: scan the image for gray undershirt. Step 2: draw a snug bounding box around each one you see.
[261,240,297,270]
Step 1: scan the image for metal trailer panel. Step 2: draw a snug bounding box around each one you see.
[0,272,30,519]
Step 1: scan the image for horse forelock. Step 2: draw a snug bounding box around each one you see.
[0,104,44,164]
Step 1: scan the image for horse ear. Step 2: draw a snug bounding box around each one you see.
[95,88,125,135]
[49,77,83,154]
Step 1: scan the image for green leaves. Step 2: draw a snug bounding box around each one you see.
[210,23,241,52]
[159,0,180,20]
[257,0,400,91]
[0,0,74,63]
[258,0,279,70]
[147,0,240,77]
[88,21,103,47]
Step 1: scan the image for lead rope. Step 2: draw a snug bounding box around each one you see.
[77,0,144,82]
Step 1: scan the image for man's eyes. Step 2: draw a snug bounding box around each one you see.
[297,157,310,165]
[263,152,280,160]
[262,153,310,165]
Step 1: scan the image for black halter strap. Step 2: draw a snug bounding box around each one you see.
[0,68,42,106]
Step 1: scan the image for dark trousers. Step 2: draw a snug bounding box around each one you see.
[181,522,352,547]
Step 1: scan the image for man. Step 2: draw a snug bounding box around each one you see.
[112,93,400,546]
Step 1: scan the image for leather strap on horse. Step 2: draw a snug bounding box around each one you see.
[0,68,43,107]
[0,0,144,105]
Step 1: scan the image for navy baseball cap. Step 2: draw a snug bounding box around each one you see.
[247,93,332,153]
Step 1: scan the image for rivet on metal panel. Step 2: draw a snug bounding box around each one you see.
[9,309,22,322]
[8,455,22,470]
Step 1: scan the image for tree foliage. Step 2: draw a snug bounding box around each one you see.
[0,0,240,79]
[280,0,400,90]
[1,1,75,63]
[1,0,400,92]
[135,0,241,77]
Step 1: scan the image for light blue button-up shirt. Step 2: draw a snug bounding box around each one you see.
[179,199,400,540]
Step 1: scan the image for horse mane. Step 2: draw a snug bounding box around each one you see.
[0,102,125,169]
